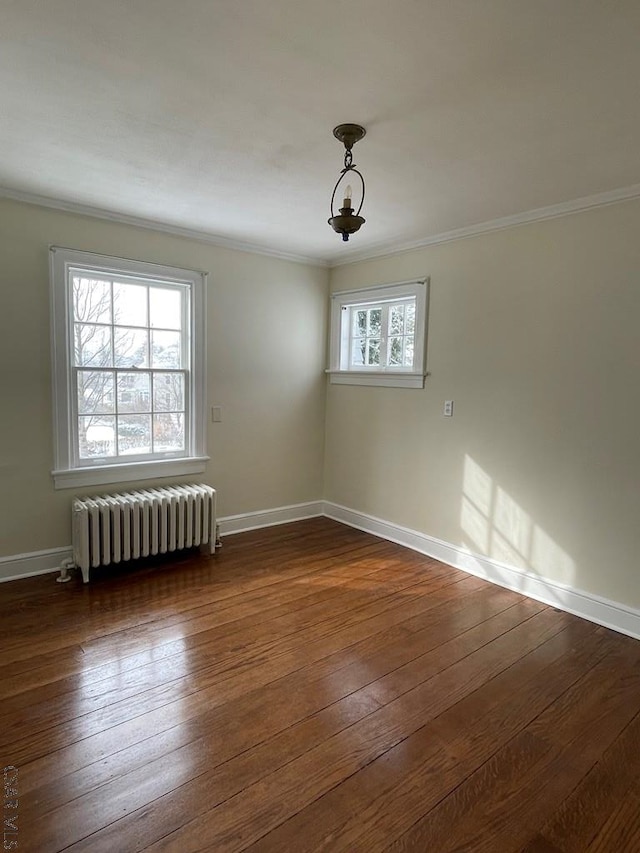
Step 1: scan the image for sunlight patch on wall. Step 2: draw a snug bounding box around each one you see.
[461,454,575,585]
[494,487,531,559]
[463,456,493,516]
[531,526,576,585]
[460,496,490,553]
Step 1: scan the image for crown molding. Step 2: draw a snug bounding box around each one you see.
[2,182,640,271]
[0,186,328,268]
[329,183,640,267]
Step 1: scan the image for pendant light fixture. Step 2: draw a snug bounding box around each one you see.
[328,123,366,241]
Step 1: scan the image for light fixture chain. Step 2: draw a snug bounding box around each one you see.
[344,149,353,169]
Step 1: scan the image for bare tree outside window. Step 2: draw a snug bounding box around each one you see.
[72,276,187,460]
[50,247,206,489]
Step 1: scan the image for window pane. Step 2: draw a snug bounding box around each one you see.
[153,413,185,452]
[405,302,416,334]
[117,414,152,455]
[390,305,404,335]
[73,277,111,324]
[404,339,415,367]
[117,372,151,413]
[151,330,182,368]
[113,283,147,327]
[351,340,365,367]
[153,373,185,412]
[354,309,367,336]
[389,337,403,365]
[367,339,380,365]
[114,328,149,368]
[74,324,112,367]
[368,308,382,336]
[150,287,182,330]
[77,370,115,415]
[78,416,116,458]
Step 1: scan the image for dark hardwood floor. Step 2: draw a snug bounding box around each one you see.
[1,517,639,852]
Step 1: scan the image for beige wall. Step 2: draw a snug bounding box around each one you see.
[0,198,328,556]
[2,194,638,613]
[326,199,640,610]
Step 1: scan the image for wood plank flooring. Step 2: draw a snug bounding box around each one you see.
[1,517,639,852]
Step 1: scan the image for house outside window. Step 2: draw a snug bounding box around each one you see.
[50,247,208,488]
[328,278,429,388]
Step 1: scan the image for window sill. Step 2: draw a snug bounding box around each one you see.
[52,456,210,490]
[326,370,426,389]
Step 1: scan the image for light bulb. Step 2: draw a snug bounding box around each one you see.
[343,184,353,209]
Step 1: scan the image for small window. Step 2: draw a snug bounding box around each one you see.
[50,247,208,488]
[328,278,429,387]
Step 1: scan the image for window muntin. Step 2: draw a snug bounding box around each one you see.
[329,279,428,388]
[50,248,207,488]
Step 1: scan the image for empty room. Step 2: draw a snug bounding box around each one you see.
[1,2,639,851]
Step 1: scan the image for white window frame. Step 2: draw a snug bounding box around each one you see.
[49,247,209,489]
[327,278,429,388]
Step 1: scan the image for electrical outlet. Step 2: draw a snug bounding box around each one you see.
[443,400,454,417]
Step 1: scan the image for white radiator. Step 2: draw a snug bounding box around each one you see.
[72,484,217,583]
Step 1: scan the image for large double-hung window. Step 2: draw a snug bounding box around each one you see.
[50,248,208,488]
[328,278,429,387]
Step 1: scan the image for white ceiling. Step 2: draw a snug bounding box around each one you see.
[2,0,640,265]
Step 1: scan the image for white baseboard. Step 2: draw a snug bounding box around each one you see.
[218,501,324,536]
[0,501,325,583]
[323,501,640,641]
[0,547,72,583]
[2,500,638,644]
